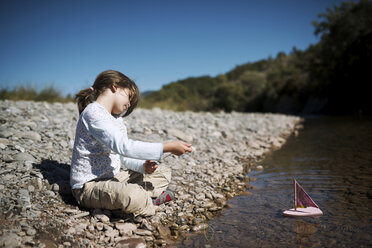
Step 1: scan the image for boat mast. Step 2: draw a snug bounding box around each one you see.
[294,178,296,211]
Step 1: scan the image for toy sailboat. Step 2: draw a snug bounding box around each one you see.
[283,178,323,217]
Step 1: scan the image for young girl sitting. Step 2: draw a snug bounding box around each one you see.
[70,70,192,217]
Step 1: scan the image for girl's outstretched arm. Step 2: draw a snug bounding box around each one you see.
[163,141,192,156]
[83,115,163,161]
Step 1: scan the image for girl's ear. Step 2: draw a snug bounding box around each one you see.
[110,85,117,93]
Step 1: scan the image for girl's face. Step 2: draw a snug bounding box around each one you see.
[112,87,131,115]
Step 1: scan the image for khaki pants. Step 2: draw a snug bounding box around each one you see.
[72,166,171,216]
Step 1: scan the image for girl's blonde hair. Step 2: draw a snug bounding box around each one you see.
[75,70,139,116]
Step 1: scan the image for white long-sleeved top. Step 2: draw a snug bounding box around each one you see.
[70,101,163,189]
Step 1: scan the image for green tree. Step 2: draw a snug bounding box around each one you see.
[310,0,372,113]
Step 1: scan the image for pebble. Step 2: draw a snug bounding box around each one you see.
[72,211,90,219]
[36,178,43,190]
[95,214,110,223]
[140,219,154,231]
[51,183,59,192]
[75,223,88,230]
[192,223,208,232]
[45,190,55,197]
[116,238,146,248]
[14,153,35,162]
[18,189,31,209]
[96,223,104,231]
[22,131,41,141]
[105,229,119,238]
[0,130,13,138]
[0,100,302,247]
[26,228,37,236]
[156,225,171,239]
[103,224,113,231]
[134,229,153,236]
[115,222,137,235]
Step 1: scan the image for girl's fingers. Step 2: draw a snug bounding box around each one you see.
[145,163,158,174]
[183,144,192,152]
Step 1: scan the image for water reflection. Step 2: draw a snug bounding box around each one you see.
[179,116,372,247]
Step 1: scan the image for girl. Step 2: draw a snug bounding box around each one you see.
[71,70,192,217]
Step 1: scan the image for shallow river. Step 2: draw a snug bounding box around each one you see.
[179,116,372,247]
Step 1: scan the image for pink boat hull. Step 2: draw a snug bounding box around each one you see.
[283,207,323,217]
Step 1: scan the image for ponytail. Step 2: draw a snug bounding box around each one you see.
[75,88,97,115]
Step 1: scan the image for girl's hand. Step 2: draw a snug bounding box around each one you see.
[144,160,158,174]
[163,141,192,156]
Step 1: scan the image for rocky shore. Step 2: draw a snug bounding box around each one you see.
[0,100,302,247]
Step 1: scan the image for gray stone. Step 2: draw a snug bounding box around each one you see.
[19,121,37,129]
[66,227,76,235]
[103,224,113,231]
[134,229,153,236]
[75,223,88,231]
[60,140,68,148]
[18,189,31,209]
[45,190,55,197]
[116,222,137,235]
[105,229,119,238]
[14,153,35,162]
[195,193,205,201]
[26,228,37,236]
[36,178,43,189]
[71,211,90,219]
[96,222,104,231]
[51,183,59,192]
[0,130,13,138]
[116,238,146,248]
[192,223,208,232]
[22,131,41,141]
[140,219,154,231]
[95,214,110,223]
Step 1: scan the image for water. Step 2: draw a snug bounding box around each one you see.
[179,116,372,247]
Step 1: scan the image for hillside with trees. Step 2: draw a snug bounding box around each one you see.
[141,0,372,115]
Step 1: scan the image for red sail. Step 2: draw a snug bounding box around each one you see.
[294,179,319,209]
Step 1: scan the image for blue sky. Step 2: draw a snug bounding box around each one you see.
[0,0,345,96]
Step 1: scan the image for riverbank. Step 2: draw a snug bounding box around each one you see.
[0,100,302,247]
[177,115,372,247]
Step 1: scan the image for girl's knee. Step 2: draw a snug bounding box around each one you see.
[154,166,172,182]
[116,184,155,216]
